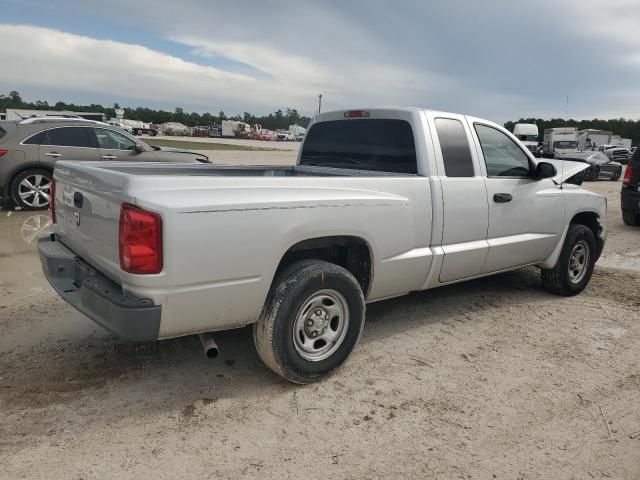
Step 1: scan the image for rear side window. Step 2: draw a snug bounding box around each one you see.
[300,119,417,174]
[0,126,5,141]
[23,131,45,145]
[435,118,474,177]
[44,127,94,148]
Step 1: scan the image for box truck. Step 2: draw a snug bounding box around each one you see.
[543,127,578,157]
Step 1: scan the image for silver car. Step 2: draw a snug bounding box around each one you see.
[0,117,209,210]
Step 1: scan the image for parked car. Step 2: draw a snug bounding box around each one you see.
[106,120,133,134]
[258,131,278,141]
[622,147,640,226]
[558,151,622,181]
[39,107,606,384]
[276,131,295,141]
[603,147,632,165]
[0,117,209,210]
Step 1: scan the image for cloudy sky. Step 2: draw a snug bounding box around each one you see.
[2,0,640,122]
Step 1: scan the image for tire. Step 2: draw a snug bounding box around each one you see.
[254,260,365,384]
[541,224,597,296]
[586,167,599,181]
[622,210,640,227]
[610,174,620,181]
[10,169,53,211]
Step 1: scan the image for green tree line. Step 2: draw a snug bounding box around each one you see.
[504,117,640,146]
[0,91,311,130]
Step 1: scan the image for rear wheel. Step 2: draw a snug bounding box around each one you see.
[541,224,597,296]
[254,260,365,384]
[622,210,640,226]
[10,169,53,211]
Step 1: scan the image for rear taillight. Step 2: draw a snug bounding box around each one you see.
[119,204,162,274]
[49,179,57,224]
[623,163,633,185]
[344,110,370,118]
[0,149,8,157]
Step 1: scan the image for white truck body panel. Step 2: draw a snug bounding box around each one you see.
[47,108,605,340]
[577,130,612,151]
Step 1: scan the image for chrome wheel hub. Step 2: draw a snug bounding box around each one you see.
[293,289,349,362]
[18,174,51,208]
[568,240,590,284]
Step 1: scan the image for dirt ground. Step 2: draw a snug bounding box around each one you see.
[1,156,639,479]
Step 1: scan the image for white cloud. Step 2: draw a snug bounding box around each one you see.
[5,0,640,123]
[0,24,473,116]
[0,24,314,112]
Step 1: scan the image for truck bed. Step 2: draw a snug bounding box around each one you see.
[98,162,413,177]
[51,160,432,338]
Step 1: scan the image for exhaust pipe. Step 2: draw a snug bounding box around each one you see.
[198,333,219,359]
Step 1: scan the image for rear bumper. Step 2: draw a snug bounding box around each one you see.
[38,235,161,341]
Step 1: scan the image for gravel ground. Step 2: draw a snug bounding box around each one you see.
[0,159,638,479]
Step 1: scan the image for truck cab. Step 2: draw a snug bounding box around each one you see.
[513,123,540,157]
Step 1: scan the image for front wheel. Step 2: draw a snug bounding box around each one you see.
[254,260,365,384]
[541,224,597,296]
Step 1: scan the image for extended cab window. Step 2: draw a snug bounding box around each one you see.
[475,124,531,177]
[435,118,474,177]
[300,119,417,174]
[44,127,94,148]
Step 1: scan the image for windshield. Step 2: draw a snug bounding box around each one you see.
[554,140,577,149]
[300,119,417,174]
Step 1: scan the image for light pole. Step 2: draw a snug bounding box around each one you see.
[318,94,323,114]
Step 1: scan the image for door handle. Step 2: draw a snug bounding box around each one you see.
[493,193,513,203]
[44,152,62,158]
[101,155,118,160]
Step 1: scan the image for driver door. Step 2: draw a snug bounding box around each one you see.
[92,128,157,161]
[472,123,564,273]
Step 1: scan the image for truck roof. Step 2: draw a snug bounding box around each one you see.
[314,107,503,130]
[513,123,539,135]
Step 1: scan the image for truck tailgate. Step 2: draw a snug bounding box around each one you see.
[52,161,128,283]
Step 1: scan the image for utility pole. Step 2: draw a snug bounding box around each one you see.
[565,95,569,122]
[318,94,323,114]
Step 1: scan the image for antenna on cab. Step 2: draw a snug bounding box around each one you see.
[559,95,569,190]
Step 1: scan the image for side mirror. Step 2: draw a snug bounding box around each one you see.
[133,144,145,154]
[534,161,557,179]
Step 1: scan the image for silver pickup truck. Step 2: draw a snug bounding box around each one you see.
[39,108,606,383]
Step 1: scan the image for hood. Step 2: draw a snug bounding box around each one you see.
[150,145,209,162]
[151,146,194,154]
[543,159,590,183]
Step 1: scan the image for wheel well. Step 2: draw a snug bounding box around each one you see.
[276,236,373,296]
[570,211,603,257]
[570,211,599,236]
